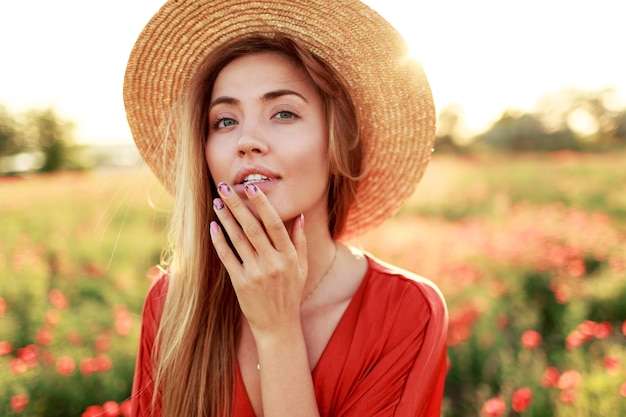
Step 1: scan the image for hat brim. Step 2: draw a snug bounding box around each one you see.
[124,0,435,239]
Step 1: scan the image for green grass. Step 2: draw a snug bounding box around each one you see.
[1,153,625,416]
[401,152,626,224]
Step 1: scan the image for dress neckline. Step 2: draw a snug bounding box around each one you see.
[234,254,374,415]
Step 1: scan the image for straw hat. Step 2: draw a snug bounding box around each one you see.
[124,0,435,239]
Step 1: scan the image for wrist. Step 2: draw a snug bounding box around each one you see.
[253,318,304,352]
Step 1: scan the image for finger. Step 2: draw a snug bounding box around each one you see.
[243,182,294,254]
[217,182,275,254]
[209,220,245,275]
[291,213,308,277]
[212,196,256,262]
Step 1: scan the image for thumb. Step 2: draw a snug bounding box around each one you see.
[291,213,308,277]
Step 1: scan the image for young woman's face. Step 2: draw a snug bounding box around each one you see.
[205,52,329,224]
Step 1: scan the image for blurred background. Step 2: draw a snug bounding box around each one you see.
[1,1,625,416]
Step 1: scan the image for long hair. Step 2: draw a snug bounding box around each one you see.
[154,33,362,417]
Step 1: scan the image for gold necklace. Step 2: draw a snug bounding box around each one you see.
[301,243,338,304]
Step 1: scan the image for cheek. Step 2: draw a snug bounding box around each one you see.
[289,142,329,184]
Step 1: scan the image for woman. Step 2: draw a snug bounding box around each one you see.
[124,1,447,416]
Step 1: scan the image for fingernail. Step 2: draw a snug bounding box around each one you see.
[300,213,305,229]
[210,221,220,234]
[213,198,224,210]
[244,182,258,196]
[218,182,231,196]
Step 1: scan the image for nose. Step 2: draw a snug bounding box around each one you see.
[237,121,269,157]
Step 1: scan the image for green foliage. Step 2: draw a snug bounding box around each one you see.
[401,153,626,225]
[1,153,625,416]
[0,170,168,415]
[477,112,579,152]
[436,88,626,153]
[0,105,19,156]
[0,106,76,174]
[22,108,75,173]
[359,151,626,417]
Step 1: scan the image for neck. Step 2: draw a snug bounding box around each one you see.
[297,210,338,301]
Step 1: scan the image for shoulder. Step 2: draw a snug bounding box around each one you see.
[360,253,448,337]
[364,253,447,315]
[141,271,169,325]
[346,252,447,360]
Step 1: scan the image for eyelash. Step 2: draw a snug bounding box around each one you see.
[212,117,236,129]
[211,110,299,130]
[274,110,296,120]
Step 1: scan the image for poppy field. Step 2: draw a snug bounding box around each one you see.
[1,151,625,416]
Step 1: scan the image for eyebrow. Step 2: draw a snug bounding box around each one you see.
[262,89,308,104]
[209,89,309,110]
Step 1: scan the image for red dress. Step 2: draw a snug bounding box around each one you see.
[131,255,448,417]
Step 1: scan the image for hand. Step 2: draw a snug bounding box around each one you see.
[209,182,308,336]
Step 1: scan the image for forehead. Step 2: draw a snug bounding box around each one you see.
[211,52,315,99]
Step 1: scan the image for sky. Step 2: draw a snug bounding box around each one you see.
[0,0,624,145]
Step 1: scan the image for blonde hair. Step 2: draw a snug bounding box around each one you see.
[154,34,362,417]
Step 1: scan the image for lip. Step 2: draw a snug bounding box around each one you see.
[234,165,281,185]
[232,165,281,193]
[233,178,279,196]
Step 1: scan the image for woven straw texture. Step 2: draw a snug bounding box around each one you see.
[124,0,435,239]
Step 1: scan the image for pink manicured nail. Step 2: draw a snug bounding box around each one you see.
[244,183,258,196]
[299,213,305,228]
[218,182,231,196]
[210,221,220,234]
[213,198,224,210]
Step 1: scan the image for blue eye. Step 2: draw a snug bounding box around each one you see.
[274,111,295,120]
[214,118,237,129]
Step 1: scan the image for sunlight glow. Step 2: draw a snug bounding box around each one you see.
[0,0,624,144]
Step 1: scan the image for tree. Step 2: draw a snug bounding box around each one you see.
[475,110,578,152]
[535,88,622,145]
[614,110,626,143]
[435,103,468,154]
[0,105,19,156]
[22,108,75,172]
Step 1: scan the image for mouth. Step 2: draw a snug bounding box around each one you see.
[240,173,271,185]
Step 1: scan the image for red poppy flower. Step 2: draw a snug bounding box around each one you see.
[577,320,597,338]
[119,400,132,417]
[559,389,576,404]
[521,330,542,349]
[113,305,132,337]
[541,366,560,387]
[557,370,581,390]
[48,289,69,310]
[95,334,112,352]
[80,357,99,376]
[10,358,28,375]
[36,326,54,346]
[56,356,76,376]
[0,340,12,355]
[594,321,612,339]
[82,405,104,417]
[481,397,506,417]
[102,400,120,417]
[44,309,61,326]
[603,355,620,374]
[18,345,38,367]
[11,394,29,413]
[96,354,113,372]
[565,330,584,350]
[511,387,533,413]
